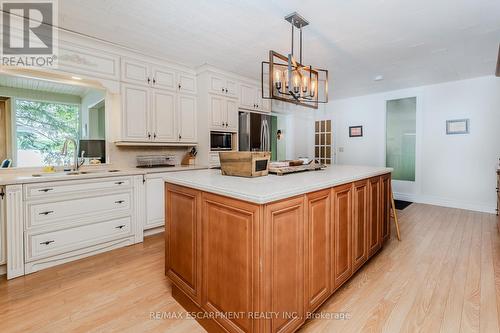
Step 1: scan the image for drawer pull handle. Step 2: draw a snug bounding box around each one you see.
[115,225,126,230]
[39,188,54,193]
[39,211,54,216]
[40,240,55,246]
[115,200,125,204]
[115,181,125,185]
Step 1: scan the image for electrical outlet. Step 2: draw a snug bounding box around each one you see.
[338,147,344,153]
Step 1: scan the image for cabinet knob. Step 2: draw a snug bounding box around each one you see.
[148,132,151,139]
[39,210,54,216]
[147,78,151,84]
[154,133,157,139]
[179,134,182,139]
[115,200,125,204]
[115,225,126,230]
[225,88,228,93]
[221,87,224,92]
[178,84,182,90]
[40,240,55,246]
[39,188,53,193]
[153,78,156,84]
[115,181,125,185]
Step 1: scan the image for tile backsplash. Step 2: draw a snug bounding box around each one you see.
[108,145,191,168]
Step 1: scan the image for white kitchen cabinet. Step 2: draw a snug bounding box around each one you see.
[121,84,197,143]
[178,94,197,142]
[152,90,177,142]
[209,74,238,98]
[178,72,197,94]
[122,58,151,86]
[239,83,271,112]
[151,65,177,91]
[121,84,150,141]
[145,176,165,229]
[209,95,238,131]
[0,187,5,266]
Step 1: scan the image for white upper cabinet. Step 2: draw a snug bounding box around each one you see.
[209,94,238,132]
[178,72,197,94]
[121,84,150,141]
[121,58,150,86]
[239,83,270,112]
[178,95,197,142]
[209,74,238,98]
[226,99,239,131]
[152,90,176,142]
[151,65,177,91]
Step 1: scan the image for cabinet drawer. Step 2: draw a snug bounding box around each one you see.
[27,192,132,229]
[25,177,132,200]
[26,216,132,261]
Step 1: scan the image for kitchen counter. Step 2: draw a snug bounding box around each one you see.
[0,165,207,186]
[163,164,392,204]
[165,164,393,333]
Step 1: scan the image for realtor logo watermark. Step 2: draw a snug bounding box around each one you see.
[1,0,58,67]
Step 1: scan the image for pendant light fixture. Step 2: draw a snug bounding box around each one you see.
[261,12,328,109]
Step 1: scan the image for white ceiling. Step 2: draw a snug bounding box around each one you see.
[0,74,89,96]
[58,0,500,99]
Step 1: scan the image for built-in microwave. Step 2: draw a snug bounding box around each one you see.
[210,132,233,151]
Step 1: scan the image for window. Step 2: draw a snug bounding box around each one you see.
[386,97,416,181]
[315,120,332,165]
[15,99,79,167]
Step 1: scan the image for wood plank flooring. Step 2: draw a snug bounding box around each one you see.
[1,204,499,333]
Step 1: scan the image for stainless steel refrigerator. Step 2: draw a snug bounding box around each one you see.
[239,111,271,152]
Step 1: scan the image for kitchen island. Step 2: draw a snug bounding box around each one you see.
[164,165,392,333]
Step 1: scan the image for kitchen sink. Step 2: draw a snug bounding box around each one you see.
[32,169,121,177]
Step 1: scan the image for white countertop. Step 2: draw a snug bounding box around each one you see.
[163,165,393,204]
[0,165,207,186]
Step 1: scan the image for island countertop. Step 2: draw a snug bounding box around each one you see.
[164,164,392,204]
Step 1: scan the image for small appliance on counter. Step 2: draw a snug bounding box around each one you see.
[219,151,270,178]
[210,132,233,151]
[136,155,176,168]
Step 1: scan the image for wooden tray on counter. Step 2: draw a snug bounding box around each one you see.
[268,162,325,176]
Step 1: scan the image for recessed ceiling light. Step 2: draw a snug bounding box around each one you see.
[374,75,384,81]
[71,76,82,80]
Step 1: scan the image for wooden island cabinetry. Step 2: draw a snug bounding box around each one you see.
[166,172,391,333]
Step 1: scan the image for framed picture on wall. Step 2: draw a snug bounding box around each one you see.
[446,119,469,135]
[349,126,363,137]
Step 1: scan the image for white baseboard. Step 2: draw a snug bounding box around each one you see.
[144,226,165,237]
[393,192,496,214]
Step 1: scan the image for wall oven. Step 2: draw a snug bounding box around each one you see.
[210,132,233,151]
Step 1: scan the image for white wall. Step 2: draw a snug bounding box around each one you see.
[313,75,500,213]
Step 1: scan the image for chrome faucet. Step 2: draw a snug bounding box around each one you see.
[61,138,83,171]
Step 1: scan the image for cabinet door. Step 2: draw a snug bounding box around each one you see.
[332,183,353,290]
[226,79,238,98]
[178,94,197,142]
[166,184,202,304]
[225,99,239,131]
[264,196,305,333]
[151,65,176,91]
[152,89,176,142]
[352,180,368,272]
[240,83,257,110]
[305,189,331,312]
[145,177,164,229]
[202,193,260,333]
[367,177,382,258]
[381,174,391,243]
[178,73,197,94]
[121,58,150,86]
[209,75,225,95]
[209,95,225,129]
[121,84,150,141]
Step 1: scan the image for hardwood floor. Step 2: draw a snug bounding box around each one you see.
[1,204,499,333]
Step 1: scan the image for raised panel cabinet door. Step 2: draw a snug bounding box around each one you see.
[367,177,382,258]
[226,79,238,98]
[209,95,225,129]
[209,75,225,95]
[177,72,197,94]
[381,174,391,243]
[332,183,353,290]
[226,99,239,131]
[352,180,368,272]
[121,58,150,86]
[151,65,176,91]
[121,84,150,141]
[240,84,257,110]
[152,89,176,142]
[201,193,260,333]
[145,177,164,229]
[165,184,202,304]
[264,196,305,333]
[177,94,197,142]
[305,189,331,312]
